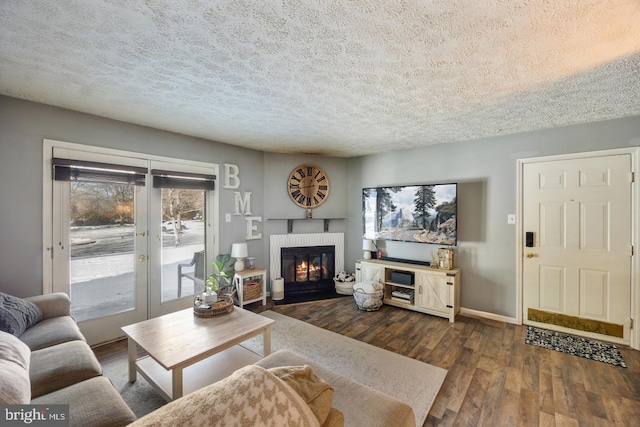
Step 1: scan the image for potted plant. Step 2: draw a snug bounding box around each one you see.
[204,253,235,302]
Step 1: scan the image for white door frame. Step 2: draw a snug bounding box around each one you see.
[43,139,220,341]
[516,147,639,350]
[147,158,217,318]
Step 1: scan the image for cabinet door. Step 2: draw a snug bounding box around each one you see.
[416,272,450,314]
[360,263,384,283]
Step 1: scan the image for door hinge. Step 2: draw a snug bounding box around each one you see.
[446,304,453,309]
[631,318,634,329]
[631,172,635,183]
[632,245,635,256]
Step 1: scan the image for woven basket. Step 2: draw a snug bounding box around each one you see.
[353,284,384,311]
[243,280,262,301]
[334,278,354,295]
[193,293,234,318]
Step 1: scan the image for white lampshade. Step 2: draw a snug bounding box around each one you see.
[231,242,248,271]
[231,243,248,258]
[362,239,376,251]
[362,239,375,260]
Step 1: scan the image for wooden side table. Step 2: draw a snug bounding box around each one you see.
[232,268,267,308]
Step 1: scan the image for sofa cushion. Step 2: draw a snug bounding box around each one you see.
[18,316,85,351]
[0,331,31,404]
[129,364,320,427]
[268,365,334,425]
[31,376,136,427]
[25,293,71,320]
[0,292,44,336]
[30,340,103,398]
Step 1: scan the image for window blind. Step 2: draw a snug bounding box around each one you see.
[52,158,146,186]
[151,169,216,190]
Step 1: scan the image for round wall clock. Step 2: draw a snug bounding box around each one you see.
[287,164,330,209]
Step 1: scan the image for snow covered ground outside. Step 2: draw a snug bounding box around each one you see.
[69,221,206,321]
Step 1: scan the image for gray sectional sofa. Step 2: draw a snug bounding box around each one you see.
[0,292,136,427]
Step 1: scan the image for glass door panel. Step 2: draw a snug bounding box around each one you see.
[49,145,149,346]
[161,188,206,302]
[69,181,136,321]
[148,159,217,318]
[47,143,218,336]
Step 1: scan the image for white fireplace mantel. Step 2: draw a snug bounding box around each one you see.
[269,233,344,282]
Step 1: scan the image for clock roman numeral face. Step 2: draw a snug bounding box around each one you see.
[287,164,330,209]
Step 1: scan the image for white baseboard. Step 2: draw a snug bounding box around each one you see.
[459,307,518,325]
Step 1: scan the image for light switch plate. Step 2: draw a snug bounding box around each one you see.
[225,213,231,222]
[507,214,516,224]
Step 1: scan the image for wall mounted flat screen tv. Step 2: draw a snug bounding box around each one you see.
[363,183,457,245]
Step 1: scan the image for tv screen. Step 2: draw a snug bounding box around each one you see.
[363,183,457,245]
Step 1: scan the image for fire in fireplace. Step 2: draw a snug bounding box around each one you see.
[281,245,335,296]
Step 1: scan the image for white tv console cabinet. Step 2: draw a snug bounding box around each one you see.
[355,259,461,322]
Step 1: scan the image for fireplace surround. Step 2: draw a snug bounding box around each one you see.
[281,245,335,296]
[270,233,345,301]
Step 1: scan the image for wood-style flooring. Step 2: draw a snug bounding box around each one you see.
[93,298,640,426]
[269,297,640,427]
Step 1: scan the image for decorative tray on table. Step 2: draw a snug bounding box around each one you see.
[193,292,235,318]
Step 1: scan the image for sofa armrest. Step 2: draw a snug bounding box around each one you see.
[25,293,71,319]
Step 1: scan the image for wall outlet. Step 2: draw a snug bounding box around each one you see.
[507,214,516,225]
[225,213,231,222]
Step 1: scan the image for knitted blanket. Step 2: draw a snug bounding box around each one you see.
[130,365,319,426]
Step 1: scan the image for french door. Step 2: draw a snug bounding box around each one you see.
[148,160,216,318]
[44,141,217,345]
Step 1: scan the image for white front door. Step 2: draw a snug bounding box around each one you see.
[522,154,632,343]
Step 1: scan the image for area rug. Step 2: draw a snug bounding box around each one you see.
[525,326,626,367]
[99,351,168,418]
[241,311,447,426]
[100,311,447,425]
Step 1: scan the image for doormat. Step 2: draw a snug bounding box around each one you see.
[525,326,626,368]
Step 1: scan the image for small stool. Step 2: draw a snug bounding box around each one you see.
[353,281,384,311]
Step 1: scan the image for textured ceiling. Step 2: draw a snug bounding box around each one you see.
[1,1,639,157]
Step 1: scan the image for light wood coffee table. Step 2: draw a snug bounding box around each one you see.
[122,306,274,401]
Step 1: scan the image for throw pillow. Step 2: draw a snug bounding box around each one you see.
[0,331,31,404]
[269,365,334,425]
[322,408,345,427]
[0,292,44,336]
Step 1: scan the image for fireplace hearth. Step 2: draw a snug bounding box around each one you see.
[281,245,335,296]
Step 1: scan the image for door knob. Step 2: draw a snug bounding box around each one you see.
[526,253,535,258]
[138,255,147,262]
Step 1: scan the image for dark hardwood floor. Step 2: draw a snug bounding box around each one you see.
[93,298,640,426]
[269,297,640,427]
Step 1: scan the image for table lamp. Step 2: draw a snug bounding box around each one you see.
[231,242,248,272]
[362,239,376,260]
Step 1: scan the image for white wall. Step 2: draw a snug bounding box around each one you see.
[346,118,640,317]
